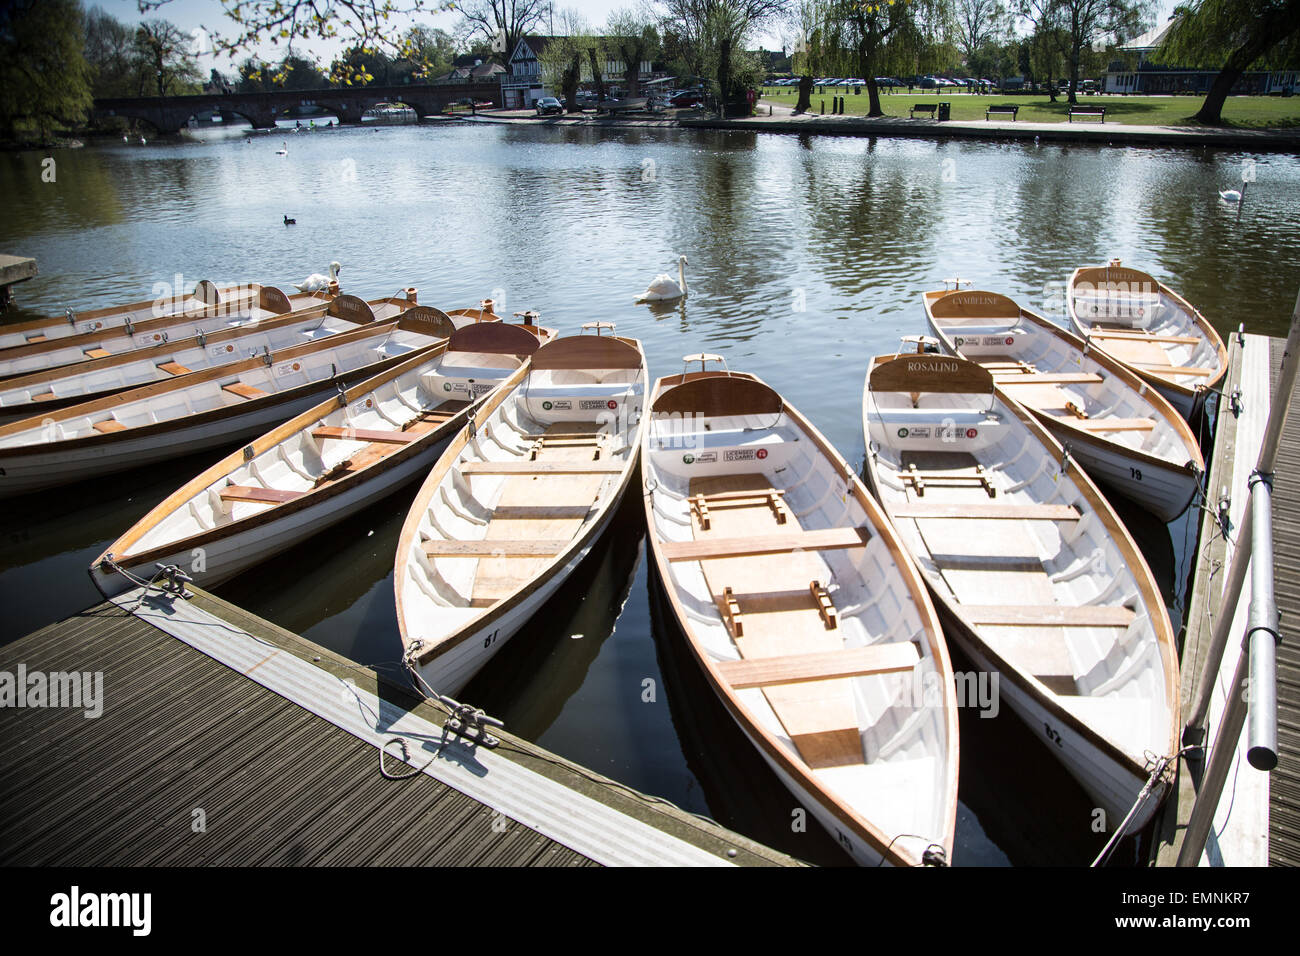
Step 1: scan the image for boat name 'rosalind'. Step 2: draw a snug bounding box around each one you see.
[907,359,960,375]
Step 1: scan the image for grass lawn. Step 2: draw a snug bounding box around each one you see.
[758,87,1300,128]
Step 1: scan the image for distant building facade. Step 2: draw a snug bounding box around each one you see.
[1105,20,1299,94]
[501,36,660,107]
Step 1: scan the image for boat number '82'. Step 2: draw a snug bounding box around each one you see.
[1043,722,1063,747]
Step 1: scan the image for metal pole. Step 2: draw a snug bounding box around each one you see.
[1177,486,1275,865]
[1185,294,1300,732]
[1246,474,1279,771]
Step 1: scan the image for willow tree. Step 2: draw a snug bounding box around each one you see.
[661,0,789,114]
[1158,0,1300,125]
[607,9,661,97]
[0,0,93,143]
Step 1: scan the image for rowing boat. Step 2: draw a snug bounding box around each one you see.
[1067,261,1227,420]
[0,305,454,498]
[395,325,647,699]
[862,353,1179,835]
[0,285,336,379]
[924,288,1205,523]
[0,294,407,422]
[90,321,547,599]
[0,279,263,351]
[643,356,959,866]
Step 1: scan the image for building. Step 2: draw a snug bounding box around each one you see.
[432,55,506,85]
[501,36,660,108]
[1105,19,1299,94]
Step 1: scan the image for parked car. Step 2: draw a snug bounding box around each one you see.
[535,97,564,115]
[669,90,704,107]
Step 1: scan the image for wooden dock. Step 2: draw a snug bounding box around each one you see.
[0,255,36,309]
[1152,331,1298,866]
[0,586,799,867]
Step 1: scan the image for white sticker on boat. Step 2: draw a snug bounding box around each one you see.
[579,399,616,410]
[273,361,304,378]
[725,448,765,462]
[908,426,931,438]
[542,399,572,410]
[210,345,236,357]
[694,451,717,463]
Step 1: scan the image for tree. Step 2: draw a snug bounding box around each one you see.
[134,19,204,97]
[275,54,329,90]
[1158,0,1300,124]
[0,0,93,143]
[797,0,952,117]
[456,0,553,67]
[1058,0,1146,102]
[538,11,604,111]
[1018,0,1069,98]
[84,5,139,98]
[140,0,457,83]
[330,45,394,86]
[954,0,1009,64]
[606,9,661,97]
[402,25,457,79]
[661,0,790,114]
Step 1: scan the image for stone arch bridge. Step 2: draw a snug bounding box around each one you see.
[93,82,502,133]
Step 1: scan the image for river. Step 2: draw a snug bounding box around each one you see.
[2,119,1298,865]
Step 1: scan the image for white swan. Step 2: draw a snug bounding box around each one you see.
[1220,181,1248,202]
[295,261,341,293]
[636,255,688,302]
[276,141,288,155]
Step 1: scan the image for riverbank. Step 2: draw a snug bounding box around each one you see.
[459,104,1300,151]
[681,104,1300,151]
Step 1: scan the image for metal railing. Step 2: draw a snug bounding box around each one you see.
[1177,288,1299,866]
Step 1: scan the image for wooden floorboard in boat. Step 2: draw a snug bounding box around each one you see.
[470,423,606,605]
[688,473,863,770]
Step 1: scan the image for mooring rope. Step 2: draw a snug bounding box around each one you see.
[1090,747,1195,867]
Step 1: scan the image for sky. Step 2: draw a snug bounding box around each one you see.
[95,0,1183,73]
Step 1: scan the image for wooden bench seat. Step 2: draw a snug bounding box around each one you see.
[662,526,871,562]
[985,104,1019,120]
[691,488,789,531]
[157,361,192,376]
[219,485,305,505]
[422,538,571,558]
[962,604,1136,627]
[892,502,1080,521]
[92,420,127,434]
[909,103,937,118]
[1089,331,1201,346]
[715,642,921,689]
[1070,417,1156,432]
[222,381,268,400]
[460,461,624,475]
[311,426,417,444]
[83,348,112,359]
[1131,363,1215,376]
[993,372,1104,385]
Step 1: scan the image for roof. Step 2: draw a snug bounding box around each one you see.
[1119,17,1179,53]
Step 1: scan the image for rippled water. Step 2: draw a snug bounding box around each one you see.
[2,122,1298,866]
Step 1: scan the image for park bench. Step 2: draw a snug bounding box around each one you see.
[909,103,938,119]
[985,104,1019,121]
[1068,105,1106,123]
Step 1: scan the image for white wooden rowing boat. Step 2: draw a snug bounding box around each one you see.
[1067,261,1227,420]
[924,288,1205,523]
[0,279,255,351]
[642,357,959,867]
[0,306,455,498]
[395,326,648,699]
[862,353,1180,835]
[0,294,410,422]
[89,321,547,600]
[0,285,336,379]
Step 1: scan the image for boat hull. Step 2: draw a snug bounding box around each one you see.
[1036,417,1199,524]
[90,432,455,599]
